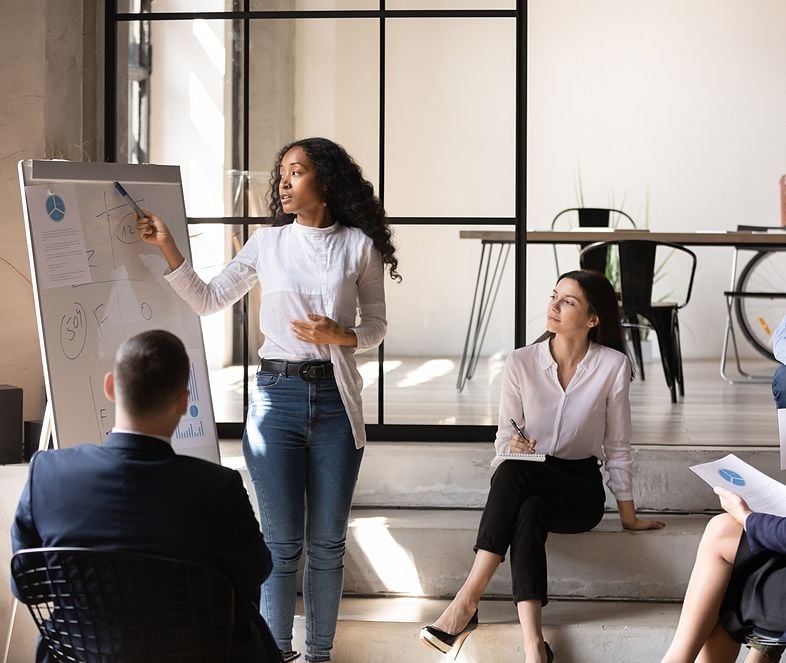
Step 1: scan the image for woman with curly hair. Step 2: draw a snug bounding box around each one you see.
[137,137,398,663]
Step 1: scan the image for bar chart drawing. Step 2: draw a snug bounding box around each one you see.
[173,353,213,446]
[175,419,205,440]
[187,360,199,401]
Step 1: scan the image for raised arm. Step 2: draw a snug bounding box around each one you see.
[138,212,258,315]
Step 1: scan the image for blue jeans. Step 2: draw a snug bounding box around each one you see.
[242,371,363,663]
[773,364,786,409]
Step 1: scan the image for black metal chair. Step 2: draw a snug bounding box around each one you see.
[11,547,235,662]
[580,240,697,403]
[551,207,637,276]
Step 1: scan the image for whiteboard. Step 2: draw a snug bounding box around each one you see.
[18,160,219,463]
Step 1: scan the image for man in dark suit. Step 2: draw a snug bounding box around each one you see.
[11,330,283,663]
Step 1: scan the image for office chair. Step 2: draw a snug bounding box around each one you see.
[11,547,235,662]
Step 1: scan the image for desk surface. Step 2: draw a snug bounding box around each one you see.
[460,229,786,247]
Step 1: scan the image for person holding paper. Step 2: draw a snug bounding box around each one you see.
[661,488,786,663]
[419,269,665,663]
[137,138,397,663]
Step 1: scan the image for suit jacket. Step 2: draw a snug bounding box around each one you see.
[11,432,279,662]
[746,512,786,555]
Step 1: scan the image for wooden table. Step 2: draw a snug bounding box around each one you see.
[457,228,786,392]
[460,229,786,246]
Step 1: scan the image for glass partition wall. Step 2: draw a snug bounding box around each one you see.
[108,1,522,441]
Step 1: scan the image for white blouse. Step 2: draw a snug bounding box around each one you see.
[164,220,387,448]
[494,339,634,501]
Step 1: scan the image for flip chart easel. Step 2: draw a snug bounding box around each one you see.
[18,160,219,461]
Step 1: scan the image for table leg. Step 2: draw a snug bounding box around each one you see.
[456,242,511,392]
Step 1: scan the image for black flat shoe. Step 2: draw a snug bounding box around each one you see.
[280,650,301,662]
[545,641,554,663]
[419,610,479,656]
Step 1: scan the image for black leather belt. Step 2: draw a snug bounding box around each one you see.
[259,359,334,382]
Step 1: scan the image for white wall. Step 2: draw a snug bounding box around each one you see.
[527,0,786,358]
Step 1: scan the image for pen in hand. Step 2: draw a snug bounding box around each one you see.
[509,418,536,454]
[113,181,146,218]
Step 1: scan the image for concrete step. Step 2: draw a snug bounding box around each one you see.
[352,443,783,512]
[290,597,748,663]
[343,510,707,601]
[221,440,783,513]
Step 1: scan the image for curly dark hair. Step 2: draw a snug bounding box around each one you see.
[268,137,400,281]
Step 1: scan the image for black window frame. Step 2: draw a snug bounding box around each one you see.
[105,1,528,442]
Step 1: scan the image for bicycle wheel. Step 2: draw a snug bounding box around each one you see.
[733,250,786,360]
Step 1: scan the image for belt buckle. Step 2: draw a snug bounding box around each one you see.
[298,361,322,382]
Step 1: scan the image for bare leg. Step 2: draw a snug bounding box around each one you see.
[745,647,783,663]
[431,550,502,634]
[695,621,741,663]
[661,514,743,663]
[517,599,548,663]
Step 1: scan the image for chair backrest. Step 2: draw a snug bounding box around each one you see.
[551,207,637,230]
[11,547,235,663]
[579,240,698,311]
[550,208,636,277]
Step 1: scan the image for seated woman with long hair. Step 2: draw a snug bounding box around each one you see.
[419,269,665,662]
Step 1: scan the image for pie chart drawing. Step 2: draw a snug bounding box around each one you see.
[46,194,66,222]
[718,468,745,487]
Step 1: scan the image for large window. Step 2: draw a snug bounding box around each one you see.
[108,1,523,441]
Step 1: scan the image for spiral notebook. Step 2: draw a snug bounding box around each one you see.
[491,452,546,468]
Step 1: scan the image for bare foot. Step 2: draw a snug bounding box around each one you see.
[431,597,478,635]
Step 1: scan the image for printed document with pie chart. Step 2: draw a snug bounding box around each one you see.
[690,453,786,517]
[25,184,91,289]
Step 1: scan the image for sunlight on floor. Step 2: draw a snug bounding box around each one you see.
[396,359,455,388]
[357,360,402,388]
[349,516,424,595]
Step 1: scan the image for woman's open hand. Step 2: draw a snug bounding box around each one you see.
[621,516,667,531]
[291,313,357,347]
[618,500,666,530]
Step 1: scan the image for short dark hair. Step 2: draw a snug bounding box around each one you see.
[114,330,190,417]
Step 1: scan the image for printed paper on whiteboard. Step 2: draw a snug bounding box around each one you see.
[172,350,214,450]
[26,184,91,289]
[690,453,786,517]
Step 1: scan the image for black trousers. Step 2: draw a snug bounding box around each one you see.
[474,455,606,605]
